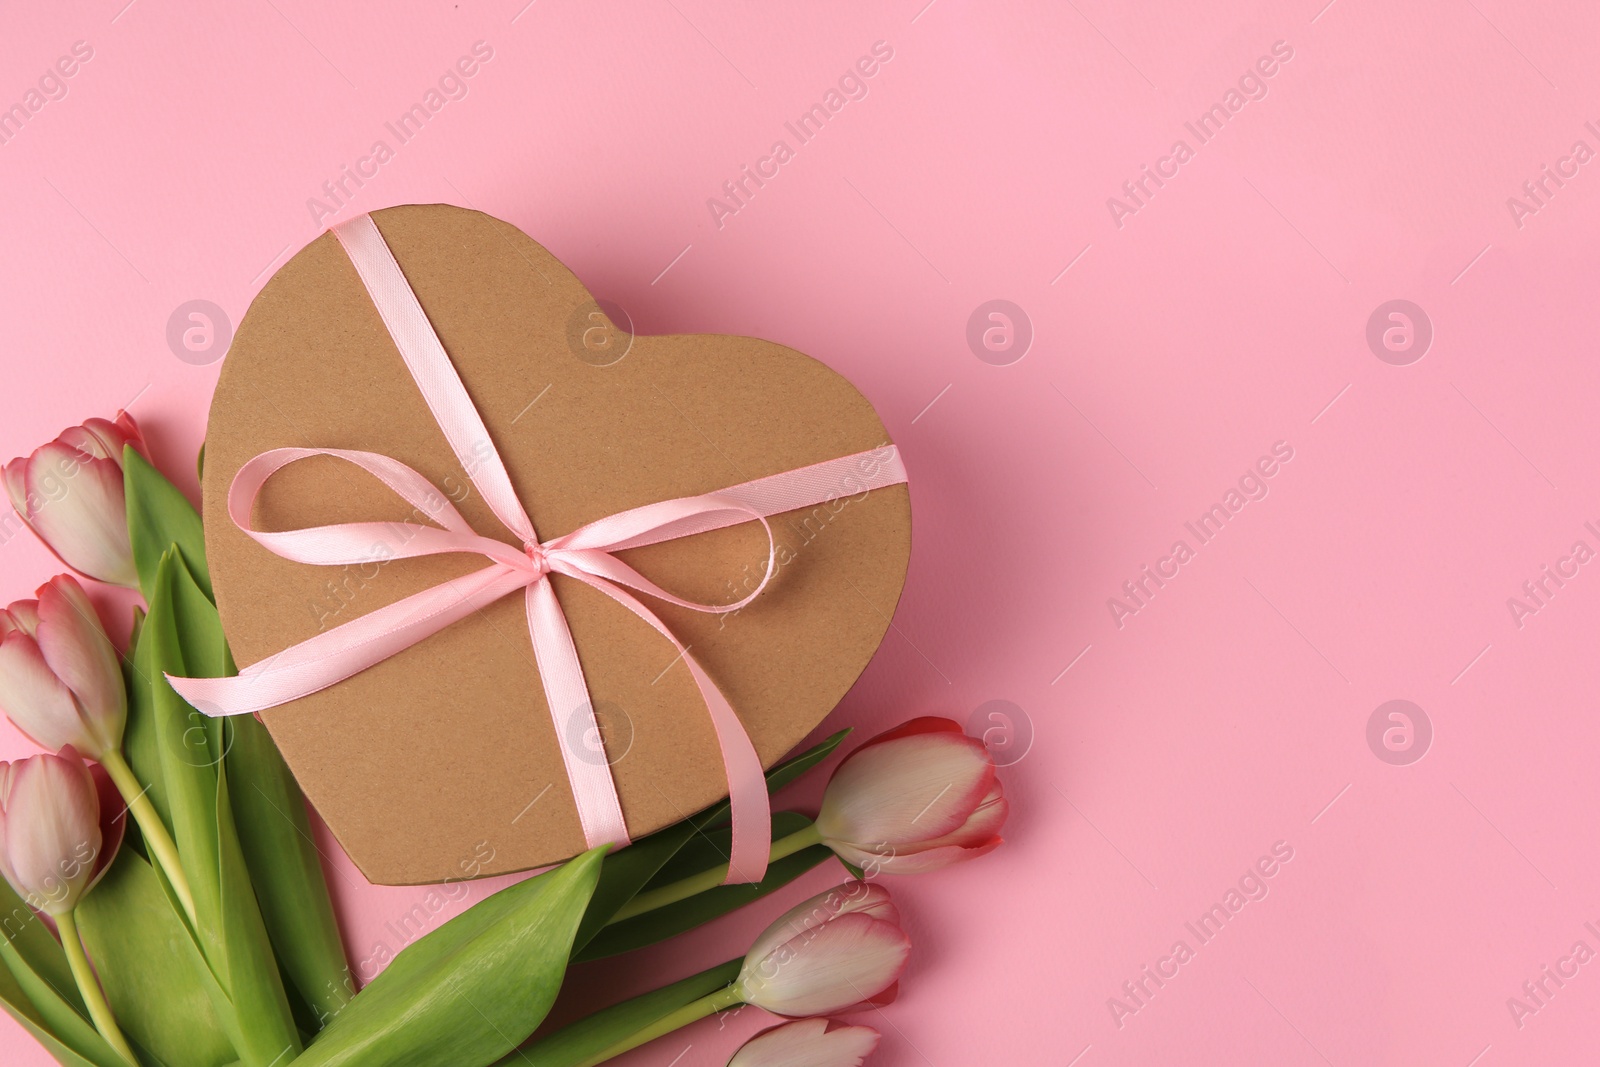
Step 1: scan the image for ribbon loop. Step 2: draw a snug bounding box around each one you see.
[167,213,911,885]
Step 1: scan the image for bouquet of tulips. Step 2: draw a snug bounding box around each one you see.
[0,412,1008,1067]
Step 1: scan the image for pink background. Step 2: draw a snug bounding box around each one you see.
[3,1,1600,1063]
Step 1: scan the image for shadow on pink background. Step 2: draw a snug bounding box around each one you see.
[4,1,1600,1064]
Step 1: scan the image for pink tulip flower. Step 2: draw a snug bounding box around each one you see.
[4,412,147,587]
[735,882,910,1018]
[0,575,196,928]
[0,747,124,915]
[815,717,1007,876]
[728,1019,880,1067]
[0,575,127,760]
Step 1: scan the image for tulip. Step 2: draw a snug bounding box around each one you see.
[815,717,1006,876]
[4,412,146,587]
[0,747,122,914]
[728,1019,880,1067]
[734,882,910,1017]
[0,748,137,1065]
[0,574,196,925]
[609,719,1008,929]
[553,882,908,1067]
[0,575,125,759]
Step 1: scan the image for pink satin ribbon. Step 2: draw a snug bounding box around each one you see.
[167,213,909,883]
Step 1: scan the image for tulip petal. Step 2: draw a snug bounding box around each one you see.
[832,837,1002,876]
[825,783,1005,874]
[0,633,84,752]
[0,765,15,891]
[23,444,136,586]
[729,1019,880,1067]
[2,460,28,519]
[854,716,965,747]
[740,913,911,1018]
[818,731,995,848]
[0,601,40,638]
[916,783,1007,852]
[35,576,124,755]
[58,426,113,461]
[744,882,898,967]
[68,414,143,462]
[112,412,147,458]
[84,761,125,893]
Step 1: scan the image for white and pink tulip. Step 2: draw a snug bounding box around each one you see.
[0,574,127,760]
[728,1018,880,1067]
[816,717,1007,876]
[735,882,910,1018]
[0,746,123,915]
[4,412,146,588]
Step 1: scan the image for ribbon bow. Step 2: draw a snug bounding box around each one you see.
[167,214,909,884]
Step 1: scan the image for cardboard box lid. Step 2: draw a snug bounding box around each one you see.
[203,204,911,884]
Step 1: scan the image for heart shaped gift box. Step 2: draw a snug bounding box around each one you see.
[199,205,911,885]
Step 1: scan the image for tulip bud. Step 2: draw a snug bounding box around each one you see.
[735,882,910,1018]
[816,717,1007,876]
[0,575,127,760]
[0,747,124,915]
[728,1019,880,1067]
[4,412,147,587]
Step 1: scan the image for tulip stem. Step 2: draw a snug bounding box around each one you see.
[572,984,744,1067]
[607,823,825,924]
[56,909,139,1067]
[100,750,197,928]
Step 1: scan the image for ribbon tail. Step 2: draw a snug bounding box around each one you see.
[682,652,772,884]
[168,563,528,716]
[524,580,630,853]
[563,571,771,883]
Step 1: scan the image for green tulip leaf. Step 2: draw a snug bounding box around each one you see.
[510,959,742,1067]
[121,610,171,840]
[294,847,606,1067]
[160,550,228,764]
[144,551,225,971]
[144,544,353,1032]
[124,447,211,605]
[569,820,700,959]
[0,878,80,1012]
[0,883,128,1066]
[760,728,850,793]
[132,863,250,1061]
[143,549,305,1066]
[215,770,301,1067]
[574,813,833,963]
[0,934,123,1067]
[644,810,815,889]
[223,713,352,1030]
[76,850,236,1067]
[0,955,103,1067]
